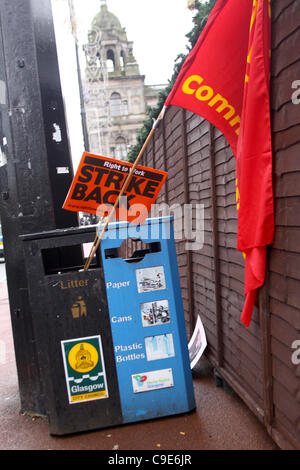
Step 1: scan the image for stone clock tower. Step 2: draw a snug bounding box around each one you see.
[83,1,164,160]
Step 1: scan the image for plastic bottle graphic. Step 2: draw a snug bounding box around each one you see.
[151,335,158,352]
[164,334,171,356]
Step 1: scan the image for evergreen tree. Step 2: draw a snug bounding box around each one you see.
[127,0,217,163]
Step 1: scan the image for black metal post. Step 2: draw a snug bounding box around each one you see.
[0,0,80,414]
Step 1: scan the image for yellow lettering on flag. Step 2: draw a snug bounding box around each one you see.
[182,75,204,94]
[245,0,260,84]
[247,44,253,64]
[181,75,241,135]
[235,178,240,211]
[250,0,259,32]
[236,178,246,260]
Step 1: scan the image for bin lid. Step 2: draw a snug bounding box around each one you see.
[20,216,174,241]
[104,216,174,232]
[20,224,97,242]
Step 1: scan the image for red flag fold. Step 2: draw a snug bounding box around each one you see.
[165,0,274,327]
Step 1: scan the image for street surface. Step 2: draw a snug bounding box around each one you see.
[0,270,278,450]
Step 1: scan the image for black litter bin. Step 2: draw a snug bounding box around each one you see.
[21,226,122,435]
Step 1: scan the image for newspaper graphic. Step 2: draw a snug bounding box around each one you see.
[136,266,166,293]
[188,315,207,369]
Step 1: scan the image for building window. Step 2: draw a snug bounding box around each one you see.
[110,94,128,117]
[107,49,115,73]
[115,136,127,160]
[110,92,122,116]
[120,50,126,71]
[122,100,128,116]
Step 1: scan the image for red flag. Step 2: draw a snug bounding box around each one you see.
[165,0,274,327]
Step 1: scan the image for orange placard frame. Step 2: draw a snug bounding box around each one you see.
[63,152,168,223]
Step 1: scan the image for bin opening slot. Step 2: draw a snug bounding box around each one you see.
[105,240,161,263]
[42,243,101,275]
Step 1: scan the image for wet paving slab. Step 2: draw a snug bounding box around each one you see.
[0,281,278,451]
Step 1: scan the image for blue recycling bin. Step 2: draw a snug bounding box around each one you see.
[101,216,196,424]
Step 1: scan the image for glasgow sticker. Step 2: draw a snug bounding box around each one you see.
[61,335,109,404]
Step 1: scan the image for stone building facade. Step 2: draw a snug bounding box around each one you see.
[83,2,164,160]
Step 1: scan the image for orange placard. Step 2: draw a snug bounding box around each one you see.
[63,152,168,223]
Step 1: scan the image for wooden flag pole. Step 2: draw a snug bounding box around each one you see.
[83,106,166,271]
[84,215,106,264]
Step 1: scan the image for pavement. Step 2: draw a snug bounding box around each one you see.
[0,266,278,451]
